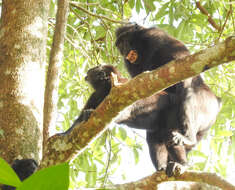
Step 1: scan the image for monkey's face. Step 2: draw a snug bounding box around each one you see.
[115,24,144,64]
[85,65,113,90]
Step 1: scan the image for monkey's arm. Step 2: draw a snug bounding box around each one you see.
[58,91,101,135]
[116,91,172,130]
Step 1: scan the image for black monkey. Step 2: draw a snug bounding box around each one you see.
[60,65,127,135]
[2,159,38,190]
[115,24,221,176]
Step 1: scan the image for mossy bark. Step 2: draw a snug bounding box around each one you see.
[0,0,50,164]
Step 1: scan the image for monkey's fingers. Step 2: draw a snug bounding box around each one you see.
[111,72,121,86]
[126,50,138,63]
[111,72,128,86]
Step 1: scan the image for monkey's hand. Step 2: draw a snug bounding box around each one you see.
[168,131,195,148]
[111,72,128,87]
[126,50,138,63]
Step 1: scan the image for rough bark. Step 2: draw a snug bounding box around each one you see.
[40,36,235,168]
[43,0,69,153]
[114,170,235,190]
[0,0,50,164]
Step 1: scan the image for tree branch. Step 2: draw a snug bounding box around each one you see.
[196,1,221,31]
[43,0,69,152]
[114,170,235,190]
[40,36,235,169]
[218,1,233,40]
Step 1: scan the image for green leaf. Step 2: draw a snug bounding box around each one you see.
[95,26,106,40]
[143,0,156,12]
[155,3,169,20]
[0,158,22,188]
[128,0,135,9]
[85,164,97,187]
[97,133,107,146]
[133,148,139,164]
[136,0,143,13]
[123,3,132,18]
[110,153,118,164]
[119,127,127,141]
[17,163,69,190]
[217,130,233,137]
[176,20,185,39]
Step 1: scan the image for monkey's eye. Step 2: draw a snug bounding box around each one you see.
[134,23,138,30]
[95,72,105,81]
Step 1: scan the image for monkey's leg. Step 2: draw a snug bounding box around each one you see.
[148,142,168,171]
[166,145,188,177]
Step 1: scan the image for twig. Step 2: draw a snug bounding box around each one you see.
[218,0,233,40]
[70,2,129,24]
[70,1,99,6]
[196,1,221,31]
[102,130,112,187]
[70,7,100,64]
[43,0,69,151]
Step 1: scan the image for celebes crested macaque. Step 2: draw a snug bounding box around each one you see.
[2,159,38,190]
[60,65,127,135]
[115,24,221,176]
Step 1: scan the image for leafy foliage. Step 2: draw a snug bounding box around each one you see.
[0,159,69,190]
[17,163,69,190]
[48,0,235,188]
[0,158,21,188]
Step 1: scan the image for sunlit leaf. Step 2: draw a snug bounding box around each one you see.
[119,127,127,141]
[128,0,135,9]
[155,2,169,19]
[136,0,143,13]
[17,163,69,190]
[216,130,233,137]
[133,148,139,164]
[0,158,21,188]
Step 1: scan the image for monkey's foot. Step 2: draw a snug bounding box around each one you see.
[166,162,187,177]
[126,50,138,63]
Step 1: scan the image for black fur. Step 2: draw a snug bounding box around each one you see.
[2,159,38,190]
[60,65,126,135]
[115,24,221,176]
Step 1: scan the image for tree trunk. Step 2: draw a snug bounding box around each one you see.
[0,0,50,164]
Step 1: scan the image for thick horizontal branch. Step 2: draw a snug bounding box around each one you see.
[40,36,235,169]
[114,170,235,190]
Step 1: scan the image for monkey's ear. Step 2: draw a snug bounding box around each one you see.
[126,50,138,64]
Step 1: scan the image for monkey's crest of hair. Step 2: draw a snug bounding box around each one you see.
[115,24,144,46]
